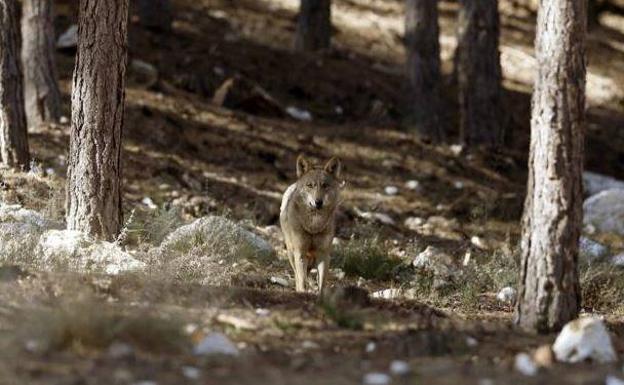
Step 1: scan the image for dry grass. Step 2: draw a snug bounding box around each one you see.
[10,295,189,354]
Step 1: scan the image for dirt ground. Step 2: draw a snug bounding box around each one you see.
[2,0,624,384]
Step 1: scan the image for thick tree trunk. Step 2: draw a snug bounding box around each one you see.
[405,0,442,141]
[21,0,62,127]
[295,0,331,52]
[456,0,503,146]
[137,0,172,32]
[515,0,586,333]
[66,0,128,240]
[0,0,29,169]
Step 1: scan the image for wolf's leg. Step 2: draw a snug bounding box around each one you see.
[317,254,330,297]
[294,251,308,292]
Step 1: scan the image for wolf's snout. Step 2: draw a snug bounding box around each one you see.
[314,199,324,209]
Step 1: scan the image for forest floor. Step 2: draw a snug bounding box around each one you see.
[2,0,624,384]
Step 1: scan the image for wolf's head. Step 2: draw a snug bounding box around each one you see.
[294,155,342,213]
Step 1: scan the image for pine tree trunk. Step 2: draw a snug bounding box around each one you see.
[295,0,331,52]
[0,0,29,169]
[515,0,586,333]
[21,0,62,127]
[456,0,503,146]
[66,0,128,240]
[405,0,443,141]
[137,0,172,32]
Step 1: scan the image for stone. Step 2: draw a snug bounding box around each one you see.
[193,333,239,356]
[583,171,624,196]
[579,237,609,264]
[389,360,410,376]
[496,287,517,304]
[514,353,537,376]
[36,230,145,275]
[583,189,624,235]
[552,317,617,363]
[363,373,390,385]
[57,25,78,49]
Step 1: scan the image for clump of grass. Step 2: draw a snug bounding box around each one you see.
[120,206,184,247]
[333,235,403,281]
[14,296,189,354]
[319,298,364,330]
[581,262,624,313]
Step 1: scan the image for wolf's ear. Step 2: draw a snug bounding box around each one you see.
[324,157,342,178]
[296,154,311,177]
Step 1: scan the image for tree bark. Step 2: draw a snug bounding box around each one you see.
[295,0,331,52]
[21,0,62,127]
[405,0,443,141]
[66,0,128,241]
[515,0,586,333]
[137,0,172,32]
[0,0,29,169]
[456,0,503,146]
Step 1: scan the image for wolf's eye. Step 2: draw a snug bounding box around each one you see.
[307,183,313,188]
[321,182,328,188]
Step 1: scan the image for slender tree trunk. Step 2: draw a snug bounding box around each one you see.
[0,0,29,169]
[405,0,443,141]
[295,0,331,52]
[456,0,503,146]
[137,0,172,32]
[515,0,586,333]
[21,0,62,127]
[66,0,128,240]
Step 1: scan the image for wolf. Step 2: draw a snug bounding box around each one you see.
[280,155,343,295]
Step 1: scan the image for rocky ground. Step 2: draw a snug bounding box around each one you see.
[2,0,624,384]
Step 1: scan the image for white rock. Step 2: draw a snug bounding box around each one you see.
[453,181,464,190]
[36,230,145,274]
[255,308,270,317]
[181,366,201,380]
[302,340,320,349]
[384,186,399,196]
[413,246,456,282]
[133,381,157,385]
[579,237,609,263]
[552,317,617,363]
[466,336,478,347]
[141,197,157,210]
[285,106,312,121]
[159,216,275,264]
[478,379,495,385]
[0,202,49,227]
[216,314,256,331]
[371,288,402,300]
[59,116,69,124]
[606,376,624,385]
[363,373,391,385]
[389,360,410,376]
[108,342,134,359]
[365,341,376,353]
[514,353,537,376]
[130,59,158,87]
[270,276,289,287]
[332,268,346,280]
[496,287,517,304]
[583,171,624,196]
[583,189,624,235]
[470,236,488,249]
[57,25,78,49]
[355,209,395,226]
[404,217,424,231]
[611,253,624,267]
[405,180,420,190]
[193,333,239,356]
[450,144,463,156]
